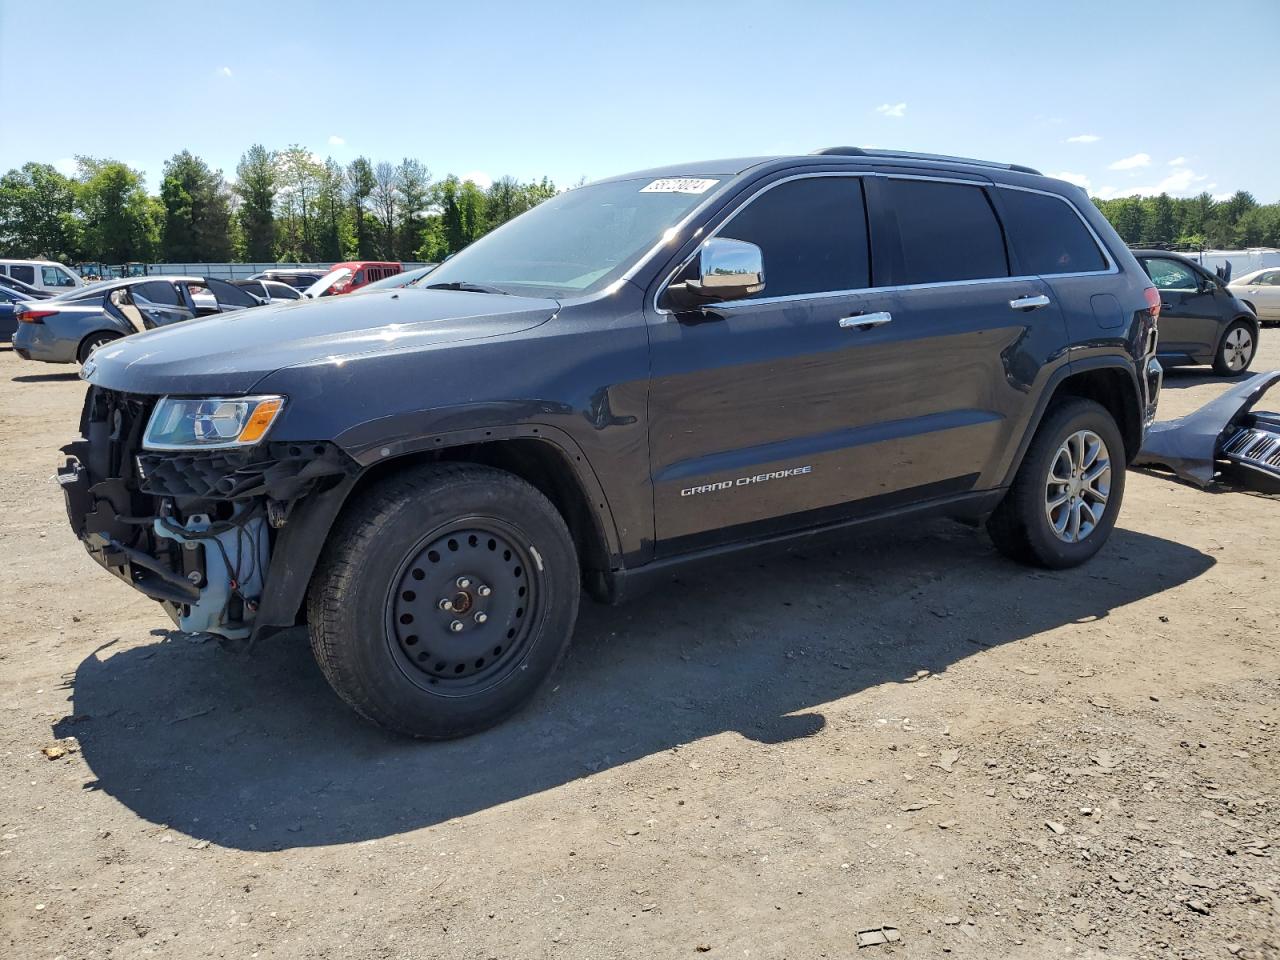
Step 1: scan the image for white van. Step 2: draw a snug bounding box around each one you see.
[0,259,84,294]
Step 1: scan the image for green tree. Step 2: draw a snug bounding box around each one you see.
[235,145,277,262]
[0,162,79,261]
[315,159,351,261]
[1146,193,1176,244]
[159,151,231,262]
[275,146,324,260]
[395,158,431,260]
[346,157,376,259]
[75,157,161,262]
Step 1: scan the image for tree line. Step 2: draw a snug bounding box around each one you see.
[0,146,559,266]
[2,146,1279,265]
[1092,191,1280,250]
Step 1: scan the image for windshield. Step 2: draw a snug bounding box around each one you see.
[423,176,725,298]
[304,267,353,298]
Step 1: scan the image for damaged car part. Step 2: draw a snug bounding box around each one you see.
[1133,370,1280,491]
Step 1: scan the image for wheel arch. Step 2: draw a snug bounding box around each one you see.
[76,327,122,363]
[252,428,621,640]
[1001,359,1144,487]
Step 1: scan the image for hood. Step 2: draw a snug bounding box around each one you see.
[82,289,560,395]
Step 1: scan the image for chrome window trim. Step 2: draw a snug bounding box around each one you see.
[647,171,1120,316]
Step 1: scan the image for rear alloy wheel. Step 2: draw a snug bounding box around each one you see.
[307,463,579,739]
[1213,321,1255,376]
[987,398,1126,569]
[77,331,120,364]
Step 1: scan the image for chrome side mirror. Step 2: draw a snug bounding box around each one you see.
[665,238,765,309]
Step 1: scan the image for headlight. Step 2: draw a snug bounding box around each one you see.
[142,395,286,451]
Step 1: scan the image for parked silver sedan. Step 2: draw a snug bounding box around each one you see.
[12,276,263,365]
[1229,267,1280,325]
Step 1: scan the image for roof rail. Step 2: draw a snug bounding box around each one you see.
[810,146,1042,177]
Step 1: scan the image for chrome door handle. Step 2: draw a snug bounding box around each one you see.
[1009,294,1051,311]
[839,311,892,330]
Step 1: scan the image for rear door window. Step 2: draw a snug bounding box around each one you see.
[133,280,181,305]
[717,176,870,298]
[998,189,1107,275]
[880,179,1009,285]
[1143,258,1198,290]
[9,264,35,284]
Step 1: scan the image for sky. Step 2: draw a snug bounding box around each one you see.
[2,0,1277,202]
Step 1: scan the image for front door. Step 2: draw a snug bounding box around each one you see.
[1140,256,1220,358]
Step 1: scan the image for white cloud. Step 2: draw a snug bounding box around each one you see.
[1048,171,1091,190]
[327,135,346,146]
[460,170,493,189]
[1108,152,1151,171]
[1065,134,1101,144]
[875,102,907,118]
[54,157,77,176]
[1093,166,1209,199]
[217,66,232,77]
[1168,156,1187,167]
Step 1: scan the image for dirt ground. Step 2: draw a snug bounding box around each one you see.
[0,340,1277,960]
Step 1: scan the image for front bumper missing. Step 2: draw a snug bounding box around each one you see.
[1133,369,1280,491]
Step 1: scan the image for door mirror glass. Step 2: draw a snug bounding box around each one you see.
[665,238,765,309]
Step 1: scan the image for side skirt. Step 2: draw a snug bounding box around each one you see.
[600,487,1006,604]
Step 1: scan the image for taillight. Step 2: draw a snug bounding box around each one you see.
[1143,286,1161,321]
[18,309,56,324]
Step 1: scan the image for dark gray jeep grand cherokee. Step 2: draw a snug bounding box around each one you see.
[58,148,1163,738]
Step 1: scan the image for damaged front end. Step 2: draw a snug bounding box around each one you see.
[58,387,357,638]
[1133,370,1280,492]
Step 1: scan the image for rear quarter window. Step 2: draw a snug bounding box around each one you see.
[998,189,1107,275]
[8,264,35,284]
[882,179,1008,285]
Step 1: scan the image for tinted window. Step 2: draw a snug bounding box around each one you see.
[206,277,260,307]
[998,189,1106,275]
[1256,270,1280,286]
[9,264,35,284]
[269,283,301,299]
[1144,258,1198,290]
[883,179,1008,284]
[238,281,266,298]
[718,177,870,298]
[133,281,181,305]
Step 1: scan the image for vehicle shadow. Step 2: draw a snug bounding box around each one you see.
[1158,367,1253,391]
[55,520,1213,851]
[12,371,80,383]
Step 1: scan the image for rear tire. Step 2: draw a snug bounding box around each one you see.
[987,398,1126,569]
[306,463,580,739]
[1212,320,1256,376]
[77,331,120,364]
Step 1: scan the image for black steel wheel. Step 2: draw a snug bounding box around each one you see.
[388,520,542,693]
[308,463,579,739]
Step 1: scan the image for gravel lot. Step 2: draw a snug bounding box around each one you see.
[1,341,1277,960]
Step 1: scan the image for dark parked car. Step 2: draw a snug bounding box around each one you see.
[1133,249,1260,375]
[58,148,1161,739]
[13,276,262,364]
[0,283,33,344]
[0,274,54,299]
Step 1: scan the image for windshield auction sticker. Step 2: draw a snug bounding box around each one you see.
[640,178,720,194]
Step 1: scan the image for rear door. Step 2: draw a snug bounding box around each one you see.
[1238,269,1280,322]
[866,175,1069,493]
[1139,256,1219,358]
[130,280,194,327]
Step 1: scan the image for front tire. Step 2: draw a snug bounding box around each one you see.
[987,398,1126,569]
[1212,320,1256,376]
[307,463,580,739]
